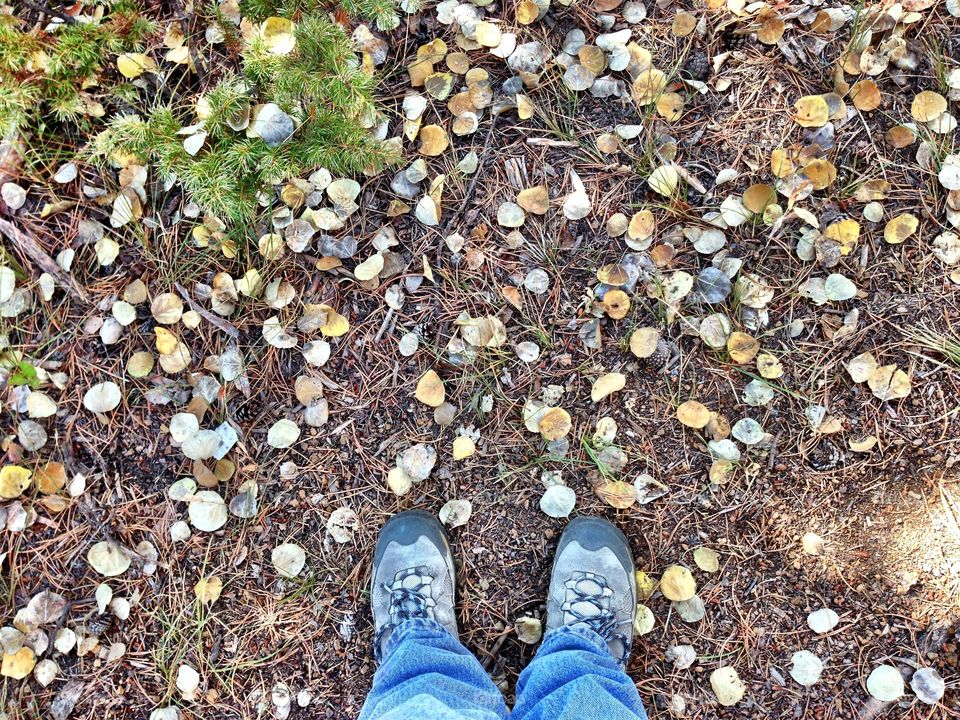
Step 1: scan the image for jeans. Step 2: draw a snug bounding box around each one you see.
[358,618,649,720]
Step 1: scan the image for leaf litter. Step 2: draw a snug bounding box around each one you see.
[2,0,960,715]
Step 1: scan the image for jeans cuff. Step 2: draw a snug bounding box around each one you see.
[540,625,612,656]
[382,617,452,658]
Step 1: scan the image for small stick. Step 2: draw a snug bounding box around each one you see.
[436,113,501,262]
[174,282,240,339]
[20,0,76,24]
[0,218,89,302]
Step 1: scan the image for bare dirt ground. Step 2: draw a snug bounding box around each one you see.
[3,0,960,718]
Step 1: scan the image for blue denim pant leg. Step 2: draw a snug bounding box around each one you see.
[358,618,509,720]
[511,627,649,720]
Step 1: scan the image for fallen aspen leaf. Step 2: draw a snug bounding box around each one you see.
[603,289,630,319]
[271,543,307,578]
[539,407,571,440]
[883,213,918,244]
[419,125,450,156]
[87,541,131,576]
[851,79,881,111]
[677,400,711,428]
[592,372,625,402]
[867,665,904,702]
[597,480,636,509]
[1,648,36,679]
[660,565,696,601]
[83,381,122,413]
[727,332,759,364]
[188,491,228,531]
[517,185,549,214]
[693,546,720,573]
[540,485,576,517]
[867,365,911,401]
[911,91,947,122]
[452,436,476,460]
[634,604,655,635]
[117,53,157,79]
[267,419,300,448]
[794,95,829,127]
[439,499,471,528]
[630,328,660,358]
[415,370,446,407]
[0,465,31,500]
[790,650,823,687]
[710,666,746,706]
[194,576,223,603]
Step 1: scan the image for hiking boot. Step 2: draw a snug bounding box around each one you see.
[545,516,636,665]
[370,510,458,660]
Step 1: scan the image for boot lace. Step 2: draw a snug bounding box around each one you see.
[562,571,632,666]
[373,567,435,661]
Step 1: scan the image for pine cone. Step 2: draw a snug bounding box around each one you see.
[682,51,710,82]
[640,339,676,370]
[722,30,750,51]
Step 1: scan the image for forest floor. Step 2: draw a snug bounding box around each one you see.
[2,0,960,717]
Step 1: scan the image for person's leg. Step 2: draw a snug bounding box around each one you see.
[512,517,648,720]
[359,510,508,720]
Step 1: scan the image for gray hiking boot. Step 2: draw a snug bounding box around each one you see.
[370,510,458,661]
[545,516,636,665]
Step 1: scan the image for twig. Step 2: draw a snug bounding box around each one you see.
[436,113,501,262]
[168,0,207,83]
[19,0,76,24]
[174,282,240,339]
[0,218,90,303]
[373,307,395,343]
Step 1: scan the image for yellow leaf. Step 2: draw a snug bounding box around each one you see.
[596,480,636,509]
[517,0,539,23]
[756,9,785,44]
[415,370,445,407]
[756,353,783,379]
[628,210,655,241]
[883,213,918,244]
[592,372,626,402]
[155,326,179,355]
[770,148,794,178]
[849,435,878,452]
[794,95,829,128]
[452,436,476,460]
[116,53,157,79]
[35,462,66,494]
[742,184,776,214]
[517,186,549,215]
[803,159,836,190]
[261,17,296,55]
[727,332,759,364]
[0,465,31,500]
[677,400,711,428]
[419,125,450,156]
[516,94,535,120]
[635,571,656,600]
[660,565,696,601]
[630,328,660,358]
[539,407,571,440]
[911,90,947,122]
[655,92,684,121]
[1,648,35,679]
[194,576,223,604]
[602,289,630,320]
[318,304,349,337]
[850,79,881,111]
[824,218,861,255]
